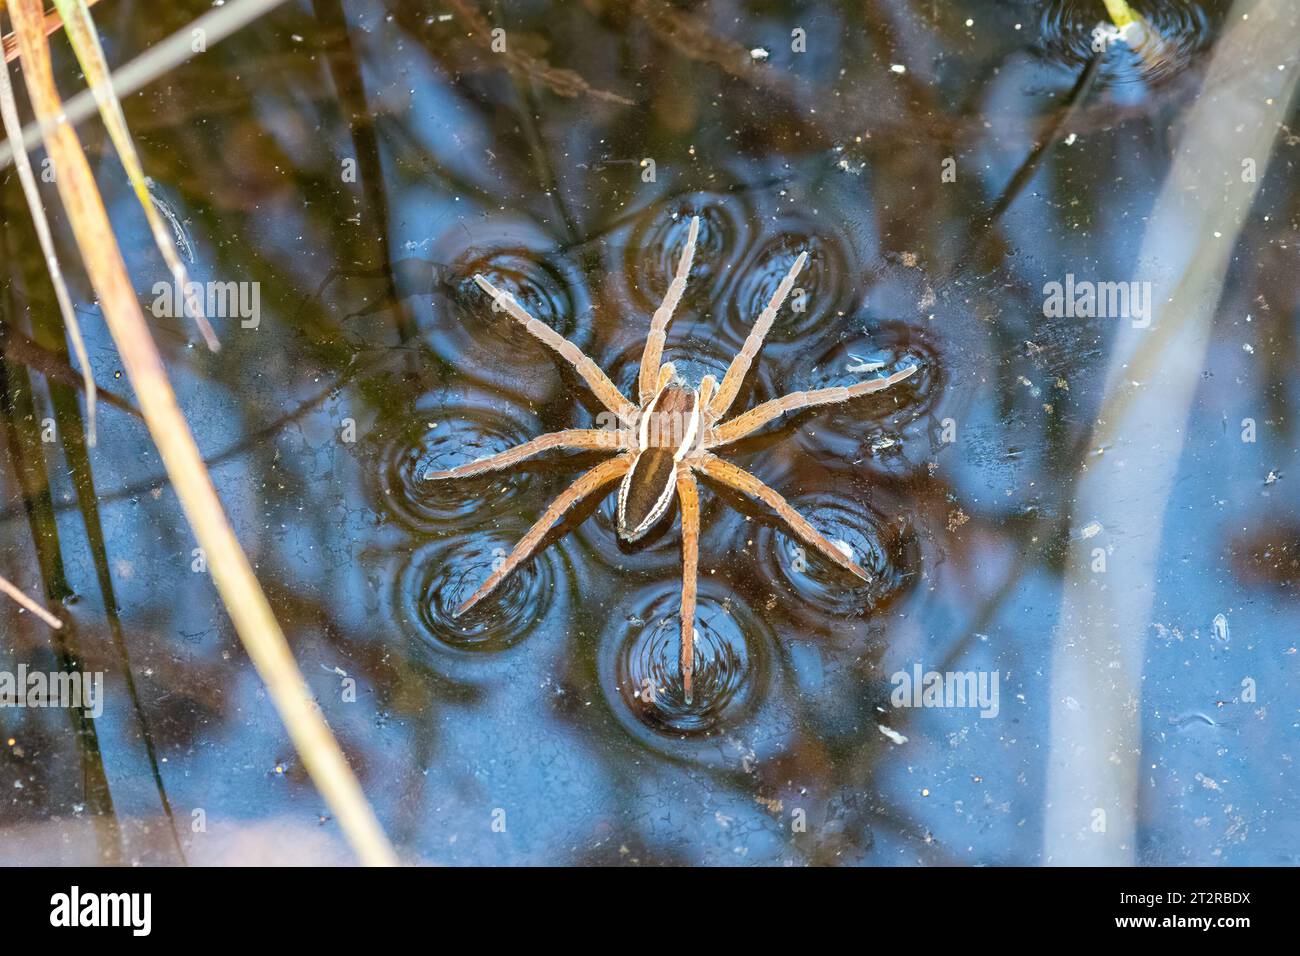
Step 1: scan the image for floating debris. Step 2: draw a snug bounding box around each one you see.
[147,180,196,264]
[1194,771,1223,792]
[846,353,885,373]
[878,724,908,745]
[1169,711,1218,730]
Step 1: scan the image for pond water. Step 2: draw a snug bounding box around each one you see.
[0,0,1296,865]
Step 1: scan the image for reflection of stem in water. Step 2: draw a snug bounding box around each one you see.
[1043,0,1300,865]
[439,0,632,106]
[26,290,188,862]
[0,323,139,419]
[973,53,1104,254]
[314,0,416,346]
[0,343,416,530]
[514,82,581,245]
[0,337,122,863]
[929,47,1108,502]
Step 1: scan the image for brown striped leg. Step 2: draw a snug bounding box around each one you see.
[424,428,633,480]
[707,365,918,448]
[639,216,700,405]
[694,453,869,582]
[709,250,807,418]
[676,464,701,702]
[474,275,638,425]
[454,453,635,617]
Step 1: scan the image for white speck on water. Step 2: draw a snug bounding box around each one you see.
[1064,132,1078,145]
[1212,613,1229,642]
[1080,521,1103,539]
[878,724,908,745]
[890,63,907,74]
[749,47,770,61]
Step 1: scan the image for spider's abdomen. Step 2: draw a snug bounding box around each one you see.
[617,384,699,541]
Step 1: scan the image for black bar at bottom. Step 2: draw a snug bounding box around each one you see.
[0,865,1283,941]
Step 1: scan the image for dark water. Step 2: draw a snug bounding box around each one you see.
[0,0,1296,865]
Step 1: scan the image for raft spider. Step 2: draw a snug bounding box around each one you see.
[429,216,917,699]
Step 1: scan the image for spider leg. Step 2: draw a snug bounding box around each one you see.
[707,365,918,448]
[709,251,807,419]
[676,464,701,703]
[695,374,719,445]
[424,428,634,480]
[694,452,869,582]
[638,215,700,405]
[697,374,718,411]
[453,453,635,617]
[474,275,638,424]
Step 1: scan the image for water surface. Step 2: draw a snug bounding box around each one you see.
[0,0,1296,865]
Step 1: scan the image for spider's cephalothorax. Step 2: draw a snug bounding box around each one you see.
[429,216,917,700]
